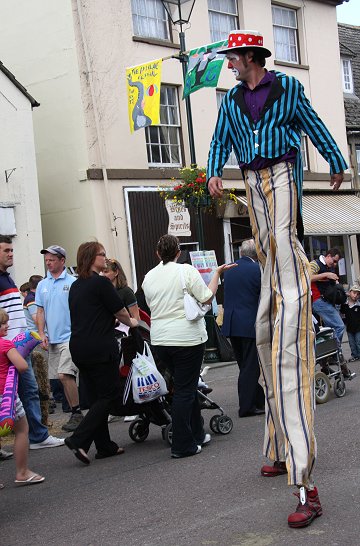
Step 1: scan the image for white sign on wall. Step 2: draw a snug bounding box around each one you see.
[0,206,16,235]
[165,200,191,237]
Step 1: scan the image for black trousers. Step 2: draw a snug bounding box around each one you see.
[69,358,121,455]
[154,343,205,455]
[230,336,264,416]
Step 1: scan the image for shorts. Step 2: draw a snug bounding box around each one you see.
[0,394,25,421]
[48,342,78,379]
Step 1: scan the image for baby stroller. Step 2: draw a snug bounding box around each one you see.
[160,367,234,445]
[114,315,172,441]
[314,326,354,404]
[119,311,234,445]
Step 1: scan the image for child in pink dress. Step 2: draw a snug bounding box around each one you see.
[0,309,45,486]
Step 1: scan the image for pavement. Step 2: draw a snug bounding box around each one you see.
[0,340,359,546]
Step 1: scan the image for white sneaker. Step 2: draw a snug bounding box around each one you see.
[0,448,13,460]
[108,415,121,423]
[29,435,65,450]
[202,433,211,446]
[124,415,138,422]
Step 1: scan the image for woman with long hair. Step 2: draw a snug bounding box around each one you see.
[64,241,138,465]
[103,259,140,321]
[142,234,235,458]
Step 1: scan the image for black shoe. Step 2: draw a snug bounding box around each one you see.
[341,363,356,380]
[239,407,265,417]
[321,364,336,375]
[171,446,201,458]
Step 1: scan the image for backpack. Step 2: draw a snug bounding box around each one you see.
[322,282,347,306]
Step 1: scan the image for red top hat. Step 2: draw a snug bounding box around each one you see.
[219,30,272,58]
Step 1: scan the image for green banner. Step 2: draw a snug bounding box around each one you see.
[183,40,227,98]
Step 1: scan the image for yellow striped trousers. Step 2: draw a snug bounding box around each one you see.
[244,162,316,488]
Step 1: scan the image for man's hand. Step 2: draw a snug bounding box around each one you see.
[326,272,339,281]
[330,172,344,191]
[208,176,224,198]
[39,334,49,350]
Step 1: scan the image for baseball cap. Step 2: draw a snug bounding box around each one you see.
[350,285,360,292]
[40,245,66,259]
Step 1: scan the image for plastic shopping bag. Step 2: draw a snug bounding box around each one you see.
[123,342,168,404]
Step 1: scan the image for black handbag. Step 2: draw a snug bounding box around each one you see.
[322,282,347,306]
[214,321,235,362]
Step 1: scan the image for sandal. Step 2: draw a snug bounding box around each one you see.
[64,437,90,465]
[15,474,45,486]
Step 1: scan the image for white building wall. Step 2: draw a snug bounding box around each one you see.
[0,0,97,268]
[0,71,43,285]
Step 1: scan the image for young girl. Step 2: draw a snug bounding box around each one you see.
[0,309,45,486]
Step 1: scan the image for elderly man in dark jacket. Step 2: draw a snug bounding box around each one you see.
[222,239,264,417]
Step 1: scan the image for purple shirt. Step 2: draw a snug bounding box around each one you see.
[239,71,297,171]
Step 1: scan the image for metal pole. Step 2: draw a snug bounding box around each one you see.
[178,20,218,362]
[179,30,197,168]
[179,29,205,250]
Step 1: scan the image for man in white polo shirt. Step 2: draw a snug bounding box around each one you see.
[36,245,83,432]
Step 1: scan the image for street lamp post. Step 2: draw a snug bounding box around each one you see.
[161,0,219,362]
[160,0,204,249]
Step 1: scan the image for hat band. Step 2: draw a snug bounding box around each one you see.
[227,33,264,49]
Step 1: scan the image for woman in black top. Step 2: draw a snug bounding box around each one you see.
[64,242,137,465]
[103,259,140,321]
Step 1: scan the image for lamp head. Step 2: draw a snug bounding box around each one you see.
[161,0,196,26]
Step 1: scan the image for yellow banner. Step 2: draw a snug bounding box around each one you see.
[126,59,162,133]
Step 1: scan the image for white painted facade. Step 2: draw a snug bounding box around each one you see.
[0,67,43,285]
[0,0,350,283]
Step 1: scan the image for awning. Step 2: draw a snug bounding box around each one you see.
[302,193,360,235]
[235,193,360,236]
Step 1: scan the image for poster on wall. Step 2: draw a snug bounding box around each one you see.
[165,200,191,237]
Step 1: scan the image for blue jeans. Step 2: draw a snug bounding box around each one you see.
[17,356,49,444]
[313,298,345,347]
[348,331,360,359]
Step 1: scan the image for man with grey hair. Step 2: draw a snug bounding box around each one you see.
[222,239,264,416]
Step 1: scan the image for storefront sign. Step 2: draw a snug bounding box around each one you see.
[165,200,191,236]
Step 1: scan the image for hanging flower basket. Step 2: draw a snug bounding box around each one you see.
[159,167,236,212]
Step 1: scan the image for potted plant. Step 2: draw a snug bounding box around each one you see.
[159,166,236,212]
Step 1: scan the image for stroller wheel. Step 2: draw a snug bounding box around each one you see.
[334,377,346,398]
[210,415,220,433]
[129,419,150,443]
[314,371,331,404]
[163,423,173,446]
[216,415,233,435]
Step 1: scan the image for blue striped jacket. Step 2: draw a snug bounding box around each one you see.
[207,71,348,198]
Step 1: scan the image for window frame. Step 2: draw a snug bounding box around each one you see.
[341,57,354,94]
[131,0,170,41]
[216,90,238,168]
[208,0,239,43]
[145,85,182,168]
[272,4,300,65]
[356,147,360,177]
